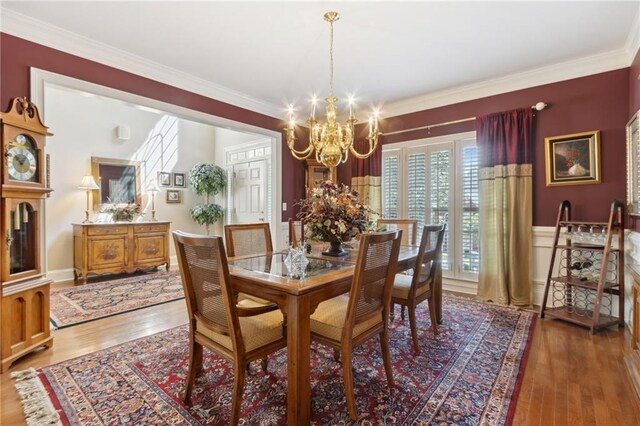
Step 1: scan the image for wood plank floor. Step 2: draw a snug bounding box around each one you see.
[2,292,639,425]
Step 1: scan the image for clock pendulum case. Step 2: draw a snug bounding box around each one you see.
[0,97,54,372]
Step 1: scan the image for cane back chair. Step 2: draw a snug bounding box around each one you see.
[173,231,286,425]
[309,230,402,420]
[391,224,446,355]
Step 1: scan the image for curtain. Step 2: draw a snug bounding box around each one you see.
[476,108,534,306]
[351,138,382,215]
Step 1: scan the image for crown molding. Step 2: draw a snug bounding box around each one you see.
[382,47,631,118]
[625,6,640,65]
[0,7,283,119]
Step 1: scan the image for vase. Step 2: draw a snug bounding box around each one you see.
[322,240,349,257]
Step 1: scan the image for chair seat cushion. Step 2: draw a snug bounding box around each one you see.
[392,273,432,300]
[238,292,272,306]
[310,294,382,341]
[197,308,283,353]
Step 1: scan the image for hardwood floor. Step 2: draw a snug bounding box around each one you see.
[2,293,639,425]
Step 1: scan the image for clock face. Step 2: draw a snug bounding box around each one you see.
[7,134,38,182]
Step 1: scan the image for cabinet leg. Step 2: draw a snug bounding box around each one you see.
[166,263,170,272]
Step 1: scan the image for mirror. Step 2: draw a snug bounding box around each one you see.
[627,110,640,215]
[91,157,141,209]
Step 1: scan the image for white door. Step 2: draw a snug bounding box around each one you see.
[232,160,266,223]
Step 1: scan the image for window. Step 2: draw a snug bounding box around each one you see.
[381,133,479,280]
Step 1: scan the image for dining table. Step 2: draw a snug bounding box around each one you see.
[227,244,419,426]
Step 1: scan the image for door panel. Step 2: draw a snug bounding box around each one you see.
[233,160,266,223]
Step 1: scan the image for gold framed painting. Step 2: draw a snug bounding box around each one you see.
[544,130,600,186]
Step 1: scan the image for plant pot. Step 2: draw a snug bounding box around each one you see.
[322,240,349,257]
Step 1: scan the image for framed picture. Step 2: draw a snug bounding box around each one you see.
[158,171,171,187]
[166,189,182,204]
[173,172,186,188]
[544,130,601,186]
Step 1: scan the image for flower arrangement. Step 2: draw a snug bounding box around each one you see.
[102,202,143,222]
[297,181,376,243]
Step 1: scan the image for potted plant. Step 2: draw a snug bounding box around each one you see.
[188,163,226,235]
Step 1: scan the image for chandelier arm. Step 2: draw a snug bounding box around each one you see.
[349,137,379,159]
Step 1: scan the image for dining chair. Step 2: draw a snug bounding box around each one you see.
[224,223,273,257]
[309,230,402,420]
[377,219,418,246]
[288,218,304,248]
[173,231,287,426]
[390,224,446,355]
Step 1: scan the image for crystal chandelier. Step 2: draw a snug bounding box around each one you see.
[286,11,380,168]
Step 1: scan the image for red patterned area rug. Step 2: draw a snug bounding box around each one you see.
[16,296,534,425]
[50,271,183,328]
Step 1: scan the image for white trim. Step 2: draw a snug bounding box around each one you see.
[1,8,282,118]
[382,48,631,118]
[2,6,639,121]
[625,6,640,66]
[31,68,283,260]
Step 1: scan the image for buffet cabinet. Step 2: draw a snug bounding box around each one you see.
[73,221,171,283]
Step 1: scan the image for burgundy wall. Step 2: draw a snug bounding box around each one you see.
[0,33,305,220]
[631,48,640,117]
[339,69,630,226]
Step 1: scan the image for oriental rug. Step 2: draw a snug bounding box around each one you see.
[16,296,535,425]
[50,270,183,329]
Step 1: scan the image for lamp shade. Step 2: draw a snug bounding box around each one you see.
[78,175,99,190]
[145,181,160,193]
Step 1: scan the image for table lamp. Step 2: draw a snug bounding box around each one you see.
[78,175,99,223]
[145,181,160,221]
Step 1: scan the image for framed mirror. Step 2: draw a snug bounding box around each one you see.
[627,110,640,216]
[91,157,141,209]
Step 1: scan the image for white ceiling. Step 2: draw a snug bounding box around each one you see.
[1,1,639,118]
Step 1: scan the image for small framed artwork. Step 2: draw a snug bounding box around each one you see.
[167,189,182,204]
[173,172,186,188]
[158,171,171,187]
[545,130,601,186]
[166,189,182,204]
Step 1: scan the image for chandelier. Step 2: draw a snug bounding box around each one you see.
[286,11,380,168]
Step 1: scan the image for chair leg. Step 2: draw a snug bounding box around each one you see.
[428,298,439,335]
[380,327,395,388]
[341,346,357,421]
[333,348,340,363]
[184,340,203,404]
[400,305,405,320]
[390,302,395,320]
[230,361,246,426]
[407,303,420,355]
[261,357,268,372]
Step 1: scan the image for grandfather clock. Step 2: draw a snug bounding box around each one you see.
[0,97,53,372]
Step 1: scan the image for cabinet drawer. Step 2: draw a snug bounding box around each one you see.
[134,224,168,234]
[87,226,128,236]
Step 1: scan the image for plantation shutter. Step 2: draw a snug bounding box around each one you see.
[382,153,400,219]
[407,152,426,231]
[461,145,479,273]
[429,149,450,270]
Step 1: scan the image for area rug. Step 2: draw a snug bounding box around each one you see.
[16,296,535,425]
[49,270,183,328]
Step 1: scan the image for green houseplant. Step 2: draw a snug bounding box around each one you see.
[188,163,226,234]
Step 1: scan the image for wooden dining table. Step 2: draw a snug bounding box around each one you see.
[228,245,419,426]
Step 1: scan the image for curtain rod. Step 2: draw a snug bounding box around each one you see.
[380,102,547,137]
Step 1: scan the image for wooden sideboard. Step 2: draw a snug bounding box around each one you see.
[73,221,171,283]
